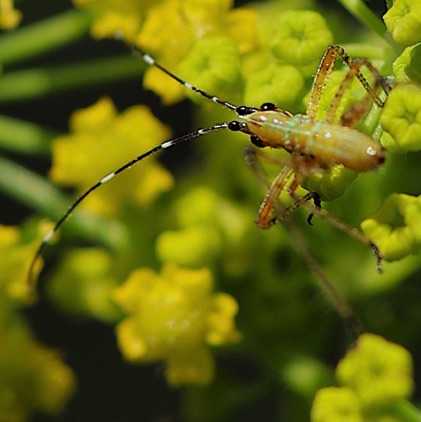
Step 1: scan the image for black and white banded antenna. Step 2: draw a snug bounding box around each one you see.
[134,47,238,111]
[28,45,255,288]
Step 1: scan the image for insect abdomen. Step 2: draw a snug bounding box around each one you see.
[244,111,385,172]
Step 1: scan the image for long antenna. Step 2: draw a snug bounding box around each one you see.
[132,46,238,111]
[28,123,229,288]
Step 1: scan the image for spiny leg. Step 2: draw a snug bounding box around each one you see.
[304,46,386,271]
[245,147,297,227]
[248,150,384,272]
[281,153,384,272]
[256,165,295,229]
[284,219,364,339]
[327,57,391,126]
[246,150,322,229]
[278,170,384,272]
[307,45,391,121]
[245,148,364,339]
[299,199,384,273]
[260,189,321,227]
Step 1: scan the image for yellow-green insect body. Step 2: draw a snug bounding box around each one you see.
[242,110,385,172]
[29,45,391,285]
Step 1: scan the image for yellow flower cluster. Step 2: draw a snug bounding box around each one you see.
[1,224,41,304]
[0,224,75,418]
[0,0,21,29]
[362,193,421,261]
[50,97,173,216]
[74,0,258,103]
[311,334,414,422]
[114,264,240,385]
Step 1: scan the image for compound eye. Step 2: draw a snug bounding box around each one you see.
[236,105,257,116]
[260,102,276,111]
[250,135,265,148]
[236,106,249,116]
[228,120,242,131]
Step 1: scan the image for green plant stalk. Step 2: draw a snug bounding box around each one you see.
[0,114,57,156]
[340,43,389,59]
[0,9,92,65]
[337,0,388,41]
[0,155,128,250]
[391,399,421,422]
[0,55,145,103]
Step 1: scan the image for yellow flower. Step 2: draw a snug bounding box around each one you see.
[75,0,258,103]
[311,386,362,422]
[157,226,222,268]
[0,319,75,418]
[156,186,252,268]
[0,0,21,29]
[380,84,421,153]
[312,334,417,421]
[336,334,414,406]
[0,223,45,304]
[72,0,153,41]
[114,264,240,385]
[178,36,243,104]
[270,10,333,75]
[361,193,421,261]
[49,97,173,217]
[136,0,257,103]
[46,248,122,322]
[244,62,304,109]
[136,0,257,57]
[383,0,421,46]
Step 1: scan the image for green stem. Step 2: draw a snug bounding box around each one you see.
[337,0,388,41]
[0,55,145,103]
[0,156,128,250]
[0,9,92,65]
[341,43,389,60]
[0,115,57,156]
[391,399,421,422]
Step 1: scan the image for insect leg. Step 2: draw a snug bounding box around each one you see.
[299,200,384,273]
[255,165,295,229]
[245,148,364,338]
[250,151,384,272]
[246,151,322,229]
[245,147,293,224]
[307,45,339,118]
[307,45,391,121]
[326,58,391,126]
[306,193,322,225]
[245,147,300,228]
[283,219,365,339]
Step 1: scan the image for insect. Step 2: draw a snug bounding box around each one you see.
[28,44,392,287]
